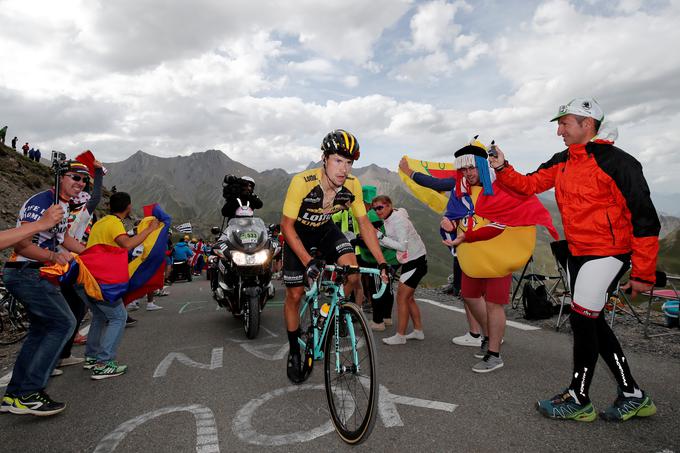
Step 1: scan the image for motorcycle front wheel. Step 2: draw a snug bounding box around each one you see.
[243,293,260,339]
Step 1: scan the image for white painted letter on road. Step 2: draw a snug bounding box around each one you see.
[153,347,224,378]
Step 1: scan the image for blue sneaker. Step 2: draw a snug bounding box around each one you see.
[536,389,596,422]
[600,389,656,422]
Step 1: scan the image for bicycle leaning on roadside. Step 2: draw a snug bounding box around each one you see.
[297,263,386,445]
[0,280,30,346]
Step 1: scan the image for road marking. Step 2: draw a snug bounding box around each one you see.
[232,383,457,446]
[179,301,210,314]
[261,326,278,338]
[232,384,352,446]
[153,347,224,378]
[94,404,220,453]
[416,298,541,331]
[239,342,289,361]
[378,385,457,427]
[1,323,91,388]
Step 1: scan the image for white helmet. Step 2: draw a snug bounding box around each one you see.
[241,176,255,185]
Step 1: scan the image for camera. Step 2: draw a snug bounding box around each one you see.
[487,140,498,158]
[222,174,240,199]
[50,150,68,173]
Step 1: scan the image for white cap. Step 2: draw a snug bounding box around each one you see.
[550,97,604,122]
[241,176,255,184]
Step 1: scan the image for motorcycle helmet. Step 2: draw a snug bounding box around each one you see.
[241,176,255,190]
[321,129,360,161]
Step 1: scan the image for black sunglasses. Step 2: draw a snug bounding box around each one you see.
[65,173,90,183]
[372,205,387,211]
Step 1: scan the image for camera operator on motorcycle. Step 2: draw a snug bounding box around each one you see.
[281,129,389,384]
[221,175,263,220]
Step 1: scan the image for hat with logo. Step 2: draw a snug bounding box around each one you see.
[551,97,604,122]
[65,160,91,175]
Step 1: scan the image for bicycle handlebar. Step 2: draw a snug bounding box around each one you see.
[318,264,388,299]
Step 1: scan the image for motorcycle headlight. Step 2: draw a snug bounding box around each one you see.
[208,255,218,264]
[230,249,271,266]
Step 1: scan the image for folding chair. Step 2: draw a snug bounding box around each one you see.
[604,262,645,328]
[511,253,563,312]
[643,272,680,339]
[551,240,572,331]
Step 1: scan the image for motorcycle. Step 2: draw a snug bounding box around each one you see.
[210,216,275,339]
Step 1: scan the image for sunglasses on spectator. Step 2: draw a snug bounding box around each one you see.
[372,205,387,211]
[65,173,90,183]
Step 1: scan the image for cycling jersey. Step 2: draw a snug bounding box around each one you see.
[10,189,70,262]
[282,168,366,229]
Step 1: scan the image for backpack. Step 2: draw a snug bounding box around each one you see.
[522,283,554,320]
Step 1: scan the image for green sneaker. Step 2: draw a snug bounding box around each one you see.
[536,389,597,422]
[600,390,657,421]
[1,393,15,413]
[91,360,128,380]
[83,357,97,370]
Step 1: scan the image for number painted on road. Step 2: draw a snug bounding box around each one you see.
[94,404,220,453]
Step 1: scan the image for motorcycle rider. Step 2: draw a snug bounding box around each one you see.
[221,175,263,220]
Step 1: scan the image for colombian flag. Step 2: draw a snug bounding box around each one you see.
[123,204,172,304]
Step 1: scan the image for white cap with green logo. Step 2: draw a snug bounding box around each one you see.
[551,97,604,122]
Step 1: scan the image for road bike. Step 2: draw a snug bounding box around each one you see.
[0,283,30,345]
[298,264,386,445]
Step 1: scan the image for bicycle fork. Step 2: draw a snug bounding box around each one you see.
[334,307,359,374]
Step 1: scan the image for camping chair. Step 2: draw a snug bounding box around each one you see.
[643,272,680,339]
[551,240,572,331]
[511,254,563,312]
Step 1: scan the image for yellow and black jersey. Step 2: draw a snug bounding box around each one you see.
[282,168,366,229]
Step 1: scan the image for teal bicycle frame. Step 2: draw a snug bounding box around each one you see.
[298,265,386,372]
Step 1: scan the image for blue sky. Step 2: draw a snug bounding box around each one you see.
[1,0,679,196]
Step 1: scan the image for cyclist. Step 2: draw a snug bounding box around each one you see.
[490,97,660,421]
[281,129,388,384]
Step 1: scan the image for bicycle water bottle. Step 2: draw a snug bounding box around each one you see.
[318,303,330,330]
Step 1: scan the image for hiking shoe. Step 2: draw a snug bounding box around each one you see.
[127,300,140,311]
[146,302,163,311]
[8,391,66,416]
[600,389,657,422]
[384,318,393,326]
[91,361,128,380]
[287,352,305,384]
[58,355,85,367]
[405,329,425,340]
[83,357,97,370]
[369,321,385,331]
[474,337,489,359]
[382,334,407,345]
[472,354,504,373]
[1,393,15,413]
[125,315,137,327]
[452,332,483,347]
[50,369,63,377]
[536,389,596,422]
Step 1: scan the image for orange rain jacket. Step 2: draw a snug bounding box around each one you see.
[495,141,660,284]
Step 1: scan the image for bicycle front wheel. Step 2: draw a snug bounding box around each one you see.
[323,302,378,444]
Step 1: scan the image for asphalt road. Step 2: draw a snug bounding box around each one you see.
[1,276,679,452]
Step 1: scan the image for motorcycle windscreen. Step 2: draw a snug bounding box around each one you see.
[226,217,268,252]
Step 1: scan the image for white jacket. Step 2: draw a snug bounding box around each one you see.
[379,208,426,263]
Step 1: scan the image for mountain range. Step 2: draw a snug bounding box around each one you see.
[103,149,680,284]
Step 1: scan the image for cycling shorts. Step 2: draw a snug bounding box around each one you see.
[461,273,512,305]
[567,254,630,318]
[283,223,354,287]
[399,255,427,289]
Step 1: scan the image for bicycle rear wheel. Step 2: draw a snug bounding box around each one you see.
[0,293,29,346]
[323,302,378,444]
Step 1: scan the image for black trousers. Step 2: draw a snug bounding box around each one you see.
[59,283,87,359]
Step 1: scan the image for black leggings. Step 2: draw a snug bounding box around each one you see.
[569,311,638,403]
[59,283,87,359]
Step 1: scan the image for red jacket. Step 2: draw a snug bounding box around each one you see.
[496,141,660,284]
